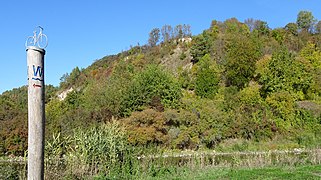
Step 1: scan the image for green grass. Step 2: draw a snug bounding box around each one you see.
[141,165,321,180]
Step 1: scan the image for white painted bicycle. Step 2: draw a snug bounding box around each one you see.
[25,26,48,49]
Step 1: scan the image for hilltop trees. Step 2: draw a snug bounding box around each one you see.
[60,67,82,89]
[147,24,191,47]
[285,23,298,36]
[225,27,262,89]
[245,18,269,35]
[161,25,173,42]
[148,28,160,47]
[297,10,316,32]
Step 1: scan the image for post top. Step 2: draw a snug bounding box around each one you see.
[26,46,46,54]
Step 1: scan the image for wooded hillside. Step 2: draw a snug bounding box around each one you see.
[1,11,321,156]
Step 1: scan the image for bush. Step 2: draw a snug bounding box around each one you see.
[83,76,131,118]
[179,52,187,60]
[121,65,182,116]
[178,67,196,90]
[195,54,219,98]
[123,109,168,146]
[266,91,296,130]
[83,64,182,119]
[234,84,275,140]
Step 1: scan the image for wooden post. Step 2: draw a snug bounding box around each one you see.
[27,46,45,180]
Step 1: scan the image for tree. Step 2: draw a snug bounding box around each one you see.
[225,34,262,89]
[259,48,312,98]
[271,28,286,44]
[315,21,321,34]
[255,21,270,36]
[148,28,160,47]
[69,67,81,82]
[190,31,211,63]
[300,42,321,69]
[296,10,316,32]
[60,67,81,88]
[224,18,249,35]
[161,25,173,42]
[244,18,269,35]
[285,23,298,36]
[174,24,183,39]
[245,18,256,32]
[183,24,192,37]
[60,73,69,86]
[121,65,181,116]
[195,54,219,98]
[299,43,321,96]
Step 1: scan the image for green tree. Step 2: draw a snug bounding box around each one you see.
[195,54,219,98]
[299,42,321,97]
[266,91,296,129]
[45,85,58,103]
[233,84,274,140]
[271,28,286,44]
[255,20,270,36]
[259,48,312,98]
[285,23,298,36]
[59,67,82,88]
[297,10,316,32]
[46,99,67,135]
[190,31,211,63]
[225,34,262,89]
[300,42,321,69]
[82,61,134,118]
[223,18,249,35]
[121,65,181,116]
[245,18,270,36]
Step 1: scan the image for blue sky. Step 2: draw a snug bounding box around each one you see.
[0,0,320,94]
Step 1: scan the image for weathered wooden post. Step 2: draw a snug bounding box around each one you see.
[26,26,48,180]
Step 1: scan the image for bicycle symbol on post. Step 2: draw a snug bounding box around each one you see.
[25,26,48,49]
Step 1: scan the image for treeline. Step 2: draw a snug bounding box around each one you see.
[1,11,321,156]
[148,24,192,46]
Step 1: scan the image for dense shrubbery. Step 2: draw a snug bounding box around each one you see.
[120,65,182,116]
[195,54,219,98]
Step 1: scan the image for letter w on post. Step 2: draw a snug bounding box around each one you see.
[33,65,43,77]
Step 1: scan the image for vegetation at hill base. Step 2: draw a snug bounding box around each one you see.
[1,10,321,178]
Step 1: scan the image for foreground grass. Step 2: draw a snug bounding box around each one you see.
[140,165,321,180]
[2,158,321,179]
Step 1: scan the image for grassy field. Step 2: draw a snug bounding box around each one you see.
[1,148,321,179]
[141,165,321,180]
[1,160,321,179]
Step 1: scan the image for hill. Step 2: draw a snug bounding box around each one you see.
[1,11,321,157]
